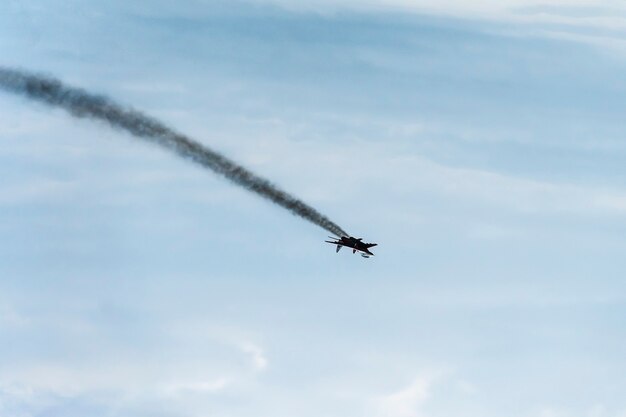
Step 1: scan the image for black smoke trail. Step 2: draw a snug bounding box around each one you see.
[0,67,348,237]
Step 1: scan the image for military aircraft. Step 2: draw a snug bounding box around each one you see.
[325,236,378,258]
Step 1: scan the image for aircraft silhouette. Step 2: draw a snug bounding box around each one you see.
[325,236,377,258]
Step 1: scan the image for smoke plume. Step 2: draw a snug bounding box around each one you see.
[0,67,348,237]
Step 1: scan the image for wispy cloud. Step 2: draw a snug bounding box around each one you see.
[0,303,271,417]
[241,135,626,219]
[376,374,440,417]
[161,378,230,396]
[246,0,626,26]
[2,2,626,417]
[240,342,269,371]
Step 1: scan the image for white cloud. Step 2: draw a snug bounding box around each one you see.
[161,378,230,396]
[376,376,433,417]
[537,29,626,56]
[235,0,626,57]
[0,357,243,416]
[240,342,269,372]
[238,133,626,219]
[0,308,271,417]
[247,0,626,26]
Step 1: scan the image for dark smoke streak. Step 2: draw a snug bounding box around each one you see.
[0,67,348,237]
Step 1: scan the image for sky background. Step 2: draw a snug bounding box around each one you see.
[1,1,626,416]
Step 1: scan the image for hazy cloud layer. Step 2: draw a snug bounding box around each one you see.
[2,1,626,417]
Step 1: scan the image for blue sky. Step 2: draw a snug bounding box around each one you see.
[1,1,626,416]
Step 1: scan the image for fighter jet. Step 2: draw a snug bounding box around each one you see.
[325,236,377,258]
